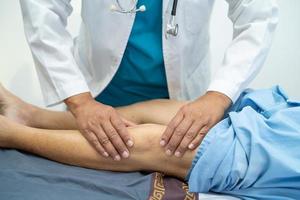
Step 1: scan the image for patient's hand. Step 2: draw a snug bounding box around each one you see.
[160,91,231,157]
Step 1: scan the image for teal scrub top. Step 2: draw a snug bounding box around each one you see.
[96,0,169,107]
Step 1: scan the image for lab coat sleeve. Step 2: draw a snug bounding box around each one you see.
[207,0,279,102]
[19,0,90,106]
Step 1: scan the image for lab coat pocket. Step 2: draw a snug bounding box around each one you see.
[184,0,210,35]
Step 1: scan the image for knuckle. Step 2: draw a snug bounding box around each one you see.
[174,129,185,137]
[106,106,114,113]
[87,120,97,128]
[99,137,110,145]
[192,113,200,119]
[191,112,199,119]
[83,124,93,130]
[186,131,195,139]
[95,110,104,117]
[181,105,188,112]
[81,122,89,130]
[108,132,119,140]
[81,127,90,134]
[90,138,99,146]
[107,128,117,135]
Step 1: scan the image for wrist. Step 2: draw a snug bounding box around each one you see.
[64,92,94,113]
[205,91,232,110]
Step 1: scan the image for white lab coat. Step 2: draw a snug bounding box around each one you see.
[20,0,279,106]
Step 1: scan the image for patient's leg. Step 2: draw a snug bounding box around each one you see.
[0,84,187,129]
[0,84,77,129]
[0,116,196,179]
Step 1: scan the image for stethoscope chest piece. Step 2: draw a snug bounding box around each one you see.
[166,15,179,39]
[165,0,179,39]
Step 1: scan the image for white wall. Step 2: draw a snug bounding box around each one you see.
[210,0,300,100]
[0,0,299,110]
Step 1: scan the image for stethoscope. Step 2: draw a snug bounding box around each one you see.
[110,0,179,38]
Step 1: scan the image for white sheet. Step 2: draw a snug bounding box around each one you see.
[198,193,240,200]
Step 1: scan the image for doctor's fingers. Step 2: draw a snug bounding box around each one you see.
[121,117,137,127]
[88,122,121,161]
[160,112,184,147]
[84,131,109,157]
[102,121,130,159]
[188,126,210,150]
[111,113,134,148]
[174,121,205,157]
[164,118,193,156]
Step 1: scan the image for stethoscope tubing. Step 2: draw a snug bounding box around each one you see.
[114,0,178,17]
[112,0,179,37]
[171,0,178,16]
[115,0,137,13]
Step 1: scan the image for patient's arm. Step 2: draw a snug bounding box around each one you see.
[0,116,196,179]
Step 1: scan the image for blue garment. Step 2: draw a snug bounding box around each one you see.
[187,86,300,200]
[96,0,169,107]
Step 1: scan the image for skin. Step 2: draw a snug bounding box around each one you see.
[161,91,232,157]
[65,92,134,161]
[65,88,232,160]
[0,83,230,161]
[0,86,198,179]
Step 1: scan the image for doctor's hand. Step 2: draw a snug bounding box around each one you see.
[65,92,134,161]
[160,91,232,158]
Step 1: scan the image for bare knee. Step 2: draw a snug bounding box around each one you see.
[127,123,166,152]
[127,124,194,179]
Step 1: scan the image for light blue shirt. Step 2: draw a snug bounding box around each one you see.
[187,86,300,200]
[96,0,169,107]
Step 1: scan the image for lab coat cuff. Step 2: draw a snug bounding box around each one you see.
[44,80,90,107]
[207,80,241,103]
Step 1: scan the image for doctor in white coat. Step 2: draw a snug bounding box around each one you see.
[20,0,279,161]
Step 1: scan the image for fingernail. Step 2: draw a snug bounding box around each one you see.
[175,151,181,157]
[160,140,166,146]
[127,140,134,147]
[122,151,129,158]
[166,149,172,156]
[188,144,194,149]
[103,152,109,157]
[114,155,121,161]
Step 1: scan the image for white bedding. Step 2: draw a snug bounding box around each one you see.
[198,193,240,200]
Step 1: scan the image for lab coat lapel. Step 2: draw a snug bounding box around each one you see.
[162,0,182,100]
[163,0,170,11]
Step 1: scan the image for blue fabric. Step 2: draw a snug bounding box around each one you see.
[187,86,300,200]
[96,0,169,107]
[0,150,151,200]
